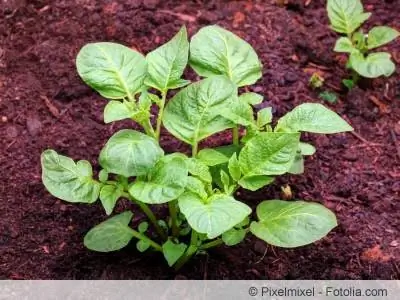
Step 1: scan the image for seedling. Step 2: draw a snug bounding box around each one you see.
[327,0,399,88]
[41,25,353,269]
[309,73,325,89]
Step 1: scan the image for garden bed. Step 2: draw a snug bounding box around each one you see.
[0,0,399,279]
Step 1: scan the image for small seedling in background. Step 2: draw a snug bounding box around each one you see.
[309,73,325,89]
[319,91,338,104]
[327,0,399,88]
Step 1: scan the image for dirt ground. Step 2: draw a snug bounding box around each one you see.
[0,0,399,279]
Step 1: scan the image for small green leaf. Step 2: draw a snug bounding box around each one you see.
[228,153,241,182]
[235,216,250,228]
[239,92,263,105]
[239,132,300,177]
[178,193,252,239]
[162,240,187,266]
[185,177,208,199]
[98,170,109,183]
[41,150,100,203]
[104,100,135,123]
[222,228,247,246]
[220,170,231,192]
[166,78,191,90]
[145,26,189,92]
[129,155,188,204]
[189,25,262,87]
[276,103,353,133]
[76,43,147,99]
[342,79,355,90]
[333,37,355,53]
[367,26,399,50]
[327,0,370,35]
[299,142,316,156]
[136,240,150,252]
[238,175,274,191]
[163,76,236,145]
[288,153,304,175]
[221,100,255,127]
[84,211,134,252]
[187,158,212,183]
[138,221,149,233]
[257,107,273,128]
[100,184,123,215]
[350,51,396,78]
[197,145,241,166]
[250,200,337,248]
[99,129,163,177]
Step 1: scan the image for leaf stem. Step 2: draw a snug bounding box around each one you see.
[192,142,198,157]
[142,119,156,138]
[174,230,199,270]
[168,201,179,238]
[200,238,224,250]
[155,91,167,140]
[129,228,162,252]
[232,126,239,145]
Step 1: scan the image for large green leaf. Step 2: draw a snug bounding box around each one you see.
[163,76,236,145]
[145,26,189,92]
[275,103,353,133]
[197,145,241,166]
[129,155,188,204]
[100,184,123,215]
[178,193,251,239]
[84,211,134,252]
[41,150,100,203]
[350,51,396,78]
[367,26,399,50]
[239,132,300,177]
[250,200,337,248]
[99,129,163,177]
[327,0,370,35]
[189,25,262,87]
[76,42,147,99]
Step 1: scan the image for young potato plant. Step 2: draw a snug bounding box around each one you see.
[327,0,399,89]
[41,25,353,269]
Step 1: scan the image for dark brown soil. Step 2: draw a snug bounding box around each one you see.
[1,0,399,279]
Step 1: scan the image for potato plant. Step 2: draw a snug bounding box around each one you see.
[327,0,399,88]
[41,25,353,269]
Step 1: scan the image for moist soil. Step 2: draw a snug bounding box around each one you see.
[0,0,399,279]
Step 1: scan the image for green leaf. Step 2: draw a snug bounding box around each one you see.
[221,99,255,127]
[187,158,212,183]
[136,240,150,252]
[239,92,263,105]
[197,145,241,166]
[145,26,189,92]
[167,78,191,90]
[178,193,252,239]
[350,51,396,78]
[162,240,187,267]
[41,149,100,203]
[163,76,236,145]
[250,200,337,248]
[288,153,304,175]
[99,129,163,177]
[222,228,247,246]
[185,177,208,199]
[189,25,262,87]
[239,132,300,177]
[333,37,355,53]
[299,142,316,156]
[228,153,241,182]
[76,42,147,99]
[327,0,370,35]
[220,170,231,192]
[138,221,149,233]
[128,155,188,204]
[276,103,353,133]
[84,211,134,252]
[257,107,273,128]
[238,175,274,191]
[104,100,136,123]
[98,170,109,183]
[367,26,399,49]
[99,184,123,215]
[342,79,355,90]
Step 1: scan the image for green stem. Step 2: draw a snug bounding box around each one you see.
[192,142,198,157]
[155,91,167,140]
[141,119,156,138]
[200,238,224,250]
[129,228,162,252]
[232,126,239,146]
[174,230,199,270]
[125,193,167,241]
[168,201,179,238]
[351,70,360,85]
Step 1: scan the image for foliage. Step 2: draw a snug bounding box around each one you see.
[41,25,353,269]
[327,0,399,87]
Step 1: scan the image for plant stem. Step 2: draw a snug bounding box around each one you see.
[129,228,162,252]
[232,126,239,146]
[142,119,156,138]
[168,201,179,238]
[351,70,360,85]
[155,91,167,140]
[174,230,199,270]
[200,238,224,250]
[192,142,198,157]
[125,193,167,241]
